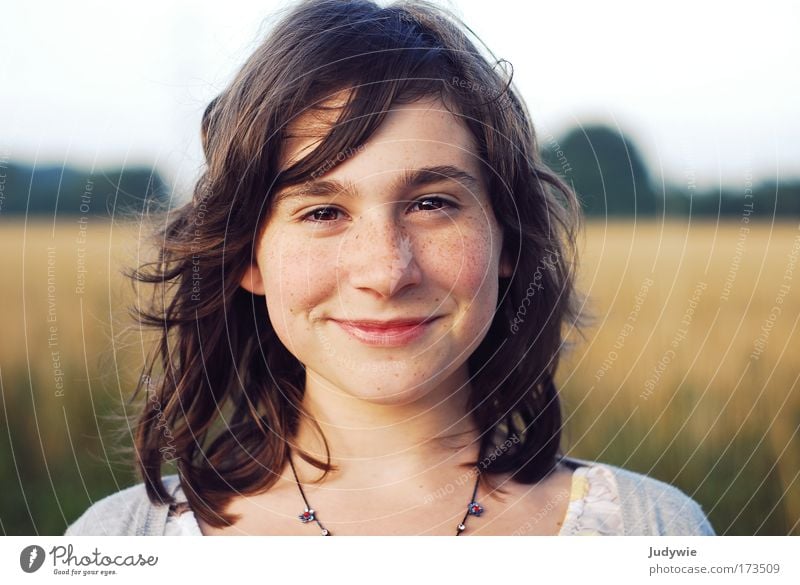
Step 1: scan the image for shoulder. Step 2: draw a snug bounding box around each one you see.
[64,475,184,536]
[562,456,715,536]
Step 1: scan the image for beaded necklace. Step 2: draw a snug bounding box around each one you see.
[288,452,484,536]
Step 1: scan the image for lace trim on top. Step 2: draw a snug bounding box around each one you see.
[558,465,624,535]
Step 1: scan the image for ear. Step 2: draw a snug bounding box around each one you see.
[499,249,513,279]
[240,262,266,295]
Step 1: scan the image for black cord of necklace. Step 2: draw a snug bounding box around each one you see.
[287,454,331,535]
[456,467,482,535]
[287,448,482,536]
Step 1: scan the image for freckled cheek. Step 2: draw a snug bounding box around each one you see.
[259,236,340,325]
[423,224,500,295]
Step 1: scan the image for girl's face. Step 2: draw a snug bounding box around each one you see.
[241,96,512,406]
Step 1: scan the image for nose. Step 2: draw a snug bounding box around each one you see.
[340,209,422,298]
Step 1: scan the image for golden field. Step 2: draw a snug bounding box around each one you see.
[0,218,798,535]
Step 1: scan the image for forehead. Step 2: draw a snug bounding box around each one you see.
[279,89,352,170]
[279,94,480,176]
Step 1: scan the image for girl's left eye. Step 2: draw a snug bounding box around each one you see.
[300,196,456,224]
[408,196,455,213]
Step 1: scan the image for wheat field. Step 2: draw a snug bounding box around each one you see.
[0,218,798,535]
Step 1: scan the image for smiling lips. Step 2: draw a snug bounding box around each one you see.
[332,317,440,347]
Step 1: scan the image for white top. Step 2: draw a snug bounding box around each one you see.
[164,464,623,536]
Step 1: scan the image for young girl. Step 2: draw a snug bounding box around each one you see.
[66,0,713,536]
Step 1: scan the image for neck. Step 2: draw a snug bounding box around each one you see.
[288,373,481,488]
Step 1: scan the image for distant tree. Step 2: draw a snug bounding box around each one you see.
[756,181,800,218]
[541,125,656,217]
[0,163,169,219]
[662,179,800,219]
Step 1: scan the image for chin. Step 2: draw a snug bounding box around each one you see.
[347,379,436,407]
[335,367,451,407]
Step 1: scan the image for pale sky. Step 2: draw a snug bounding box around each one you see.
[1,0,798,197]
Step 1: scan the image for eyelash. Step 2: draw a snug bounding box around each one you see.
[300,196,457,224]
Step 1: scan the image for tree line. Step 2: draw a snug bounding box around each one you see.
[1,125,797,219]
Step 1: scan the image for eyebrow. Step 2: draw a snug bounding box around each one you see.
[273,165,483,206]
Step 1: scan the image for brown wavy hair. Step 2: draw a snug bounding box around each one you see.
[128,0,583,528]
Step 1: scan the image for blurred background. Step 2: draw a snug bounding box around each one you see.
[1,0,798,535]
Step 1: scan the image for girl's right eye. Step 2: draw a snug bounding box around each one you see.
[301,206,343,223]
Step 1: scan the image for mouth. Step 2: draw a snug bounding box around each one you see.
[331,316,441,347]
